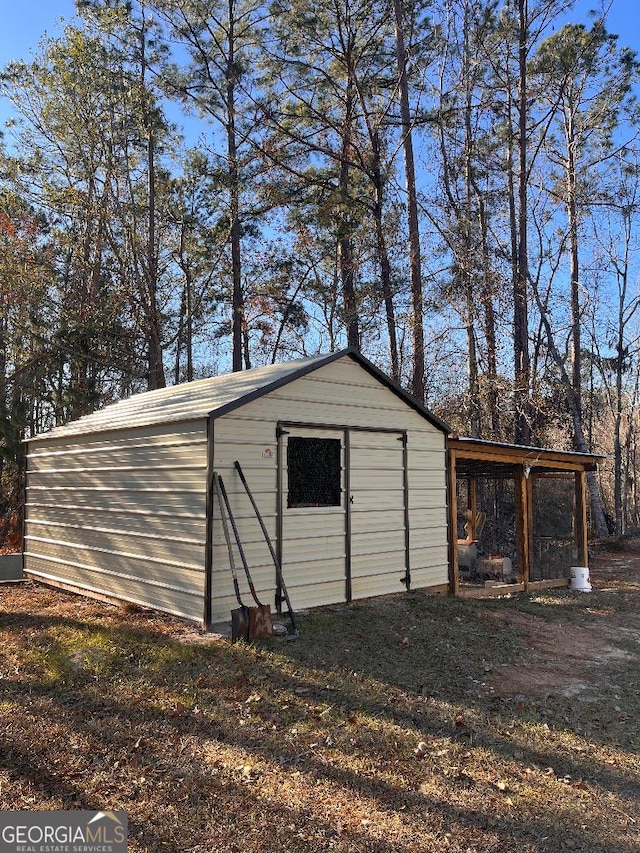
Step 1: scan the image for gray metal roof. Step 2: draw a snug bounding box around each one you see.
[27,349,451,443]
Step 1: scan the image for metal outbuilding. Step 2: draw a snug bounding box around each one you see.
[23,349,451,626]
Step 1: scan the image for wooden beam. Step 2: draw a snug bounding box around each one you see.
[459,583,525,599]
[528,578,570,591]
[515,468,532,589]
[458,578,569,599]
[454,447,588,472]
[448,437,602,471]
[575,470,589,566]
[527,473,534,582]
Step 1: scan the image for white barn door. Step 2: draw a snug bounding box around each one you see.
[348,430,409,599]
[280,427,347,609]
[278,424,409,610]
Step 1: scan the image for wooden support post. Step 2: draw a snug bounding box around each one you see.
[575,470,588,566]
[515,467,532,589]
[448,448,460,596]
[527,474,534,581]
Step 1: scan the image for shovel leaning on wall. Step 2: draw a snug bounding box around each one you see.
[234,460,299,639]
[217,473,274,639]
[213,472,249,642]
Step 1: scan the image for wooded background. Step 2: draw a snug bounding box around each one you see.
[1,0,639,547]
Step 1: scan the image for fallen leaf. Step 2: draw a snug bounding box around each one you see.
[414,741,428,758]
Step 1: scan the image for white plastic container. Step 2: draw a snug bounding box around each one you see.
[569,566,592,592]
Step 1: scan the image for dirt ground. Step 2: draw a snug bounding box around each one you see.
[484,539,640,699]
[1,540,640,852]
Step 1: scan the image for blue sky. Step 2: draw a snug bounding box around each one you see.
[1,0,638,67]
[0,0,638,130]
[1,1,77,66]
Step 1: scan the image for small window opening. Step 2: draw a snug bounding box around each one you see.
[287,437,341,508]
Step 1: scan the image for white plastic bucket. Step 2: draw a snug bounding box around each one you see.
[570,566,592,592]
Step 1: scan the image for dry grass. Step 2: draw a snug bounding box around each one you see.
[1,545,640,852]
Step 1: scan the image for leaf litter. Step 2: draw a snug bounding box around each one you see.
[0,538,639,851]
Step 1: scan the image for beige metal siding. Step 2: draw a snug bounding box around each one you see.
[350,430,406,600]
[211,417,283,621]
[24,352,448,627]
[24,422,208,622]
[209,356,448,622]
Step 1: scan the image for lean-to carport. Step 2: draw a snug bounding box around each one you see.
[447,437,604,597]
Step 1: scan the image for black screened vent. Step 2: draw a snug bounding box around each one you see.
[287,437,342,508]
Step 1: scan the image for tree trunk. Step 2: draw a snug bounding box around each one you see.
[243,320,252,369]
[532,283,609,537]
[175,285,185,384]
[0,310,7,485]
[393,0,424,403]
[565,102,582,431]
[623,392,638,530]
[514,0,531,445]
[227,0,244,372]
[146,124,165,389]
[140,15,165,390]
[371,130,399,381]
[174,267,194,385]
[613,259,627,536]
[475,189,500,438]
[463,17,480,437]
[186,267,193,382]
[614,405,623,536]
[338,76,360,351]
[373,201,399,380]
[563,372,607,537]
